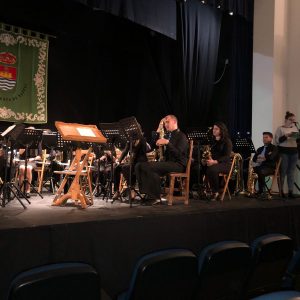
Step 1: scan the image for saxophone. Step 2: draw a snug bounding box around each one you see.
[246,155,258,196]
[202,145,212,161]
[158,125,165,161]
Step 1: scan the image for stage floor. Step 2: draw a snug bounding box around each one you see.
[1,192,300,230]
[1,192,300,299]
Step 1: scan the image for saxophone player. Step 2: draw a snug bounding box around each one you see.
[202,122,232,201]
[135,115,188,204]
[252,132,279,196]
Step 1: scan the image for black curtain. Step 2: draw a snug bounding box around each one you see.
[177,0,222,128]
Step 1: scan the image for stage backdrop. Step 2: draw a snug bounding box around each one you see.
[0,24,48,123]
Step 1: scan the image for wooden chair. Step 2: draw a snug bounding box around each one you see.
[166,140,193,206]
[219,153,239,202]
[34,149,47,193]
[52,148,93,208]
[265,157,282,198]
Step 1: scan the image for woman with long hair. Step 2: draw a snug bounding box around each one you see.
[203,121,232,201]
[275,111,299,198]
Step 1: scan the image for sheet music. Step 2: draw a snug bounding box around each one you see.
[1,124,16,137]
[76,127,96,137]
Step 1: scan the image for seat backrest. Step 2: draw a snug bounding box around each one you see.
[244,233,294,298]
[123,248,198,300]
[8,262,101,300]
[185,140,194,175]
[282,249,300,290]
[197,240,252,300]
[273,157,282,177]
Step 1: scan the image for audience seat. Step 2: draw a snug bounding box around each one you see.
[196,240,252,300]
[244,233,294,299]
[117,248,198,300]
[251,290,300,300]
[8,262,101,300]
[282,250,300,291]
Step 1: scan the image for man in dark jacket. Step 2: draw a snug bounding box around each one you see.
[252,132,279,195]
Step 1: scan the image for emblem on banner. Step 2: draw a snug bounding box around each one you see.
[0,52,17,91]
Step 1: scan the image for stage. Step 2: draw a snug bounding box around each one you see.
[1,193,300,298]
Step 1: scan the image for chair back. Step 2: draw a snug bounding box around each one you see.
[269,157,282,195]
[282,250,300,291]
[8,262,101,300]
[196,240,252,300]
[185,140,194,176]
[244,233,294,298]
[122,248,198,300]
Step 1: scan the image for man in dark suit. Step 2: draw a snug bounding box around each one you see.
[135,115,188,203]
[252,132,279,195]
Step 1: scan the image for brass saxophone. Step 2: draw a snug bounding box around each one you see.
[202,145,212,161]
[231,153,246,195]
[158,124,165,161]
[247,155,258,196]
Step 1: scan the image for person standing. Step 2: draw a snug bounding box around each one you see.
[275,111,299,198]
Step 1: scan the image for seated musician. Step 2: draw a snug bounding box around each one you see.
[135,115,188,204]
[113,134,148,200]
[252,131,278,196]
[202,122,232,201]
[17,127,42,197]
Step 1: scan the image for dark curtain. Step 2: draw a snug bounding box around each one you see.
[177,0,222,128]
[227,15,253,136]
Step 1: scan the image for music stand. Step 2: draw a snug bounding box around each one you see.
[186,127,212,199]
[98,122,126,202]
[118,116,143,208]
[0,123,28,208]
[53,121,106,208]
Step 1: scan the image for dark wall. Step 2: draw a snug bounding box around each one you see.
[0,0,253,139]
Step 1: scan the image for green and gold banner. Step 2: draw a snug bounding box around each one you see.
[0,24,48,123]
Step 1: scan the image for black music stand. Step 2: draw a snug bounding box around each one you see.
[0,123,28,208]
[118,116,143,208]
[98,122,126,202]
[186,128,212,200]
[17,128,43,199]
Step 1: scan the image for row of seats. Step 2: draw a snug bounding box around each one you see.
[7,233,300,300]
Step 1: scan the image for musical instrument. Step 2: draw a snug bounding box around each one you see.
[202,145,212,162]
[158,123,165,161]
[246,155,258,196]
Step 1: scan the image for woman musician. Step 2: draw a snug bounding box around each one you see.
[201,122,232,201]
[17,140,42,198]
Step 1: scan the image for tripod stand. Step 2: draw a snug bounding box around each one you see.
[0,123,29,208]
[99,122,127,203]
[118,116,144,208]
[186,127,212,200]
[18,128,43,199]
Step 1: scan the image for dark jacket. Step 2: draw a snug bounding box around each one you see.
[253,143,279,169]
[119,137,148,165]
[211,138,232,164]
[165,129,188,167]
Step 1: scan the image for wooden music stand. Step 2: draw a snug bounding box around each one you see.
[52,122,106,208]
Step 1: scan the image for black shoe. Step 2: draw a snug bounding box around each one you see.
[210,192,219,202]
[25,193,31,198]
[288,192,297,198]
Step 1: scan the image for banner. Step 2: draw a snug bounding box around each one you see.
[0,24,48,123]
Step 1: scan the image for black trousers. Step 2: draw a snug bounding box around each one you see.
[253,165,275,193]
[205,162,231,193]
[114,163,134,192]
[135,161,185,199]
